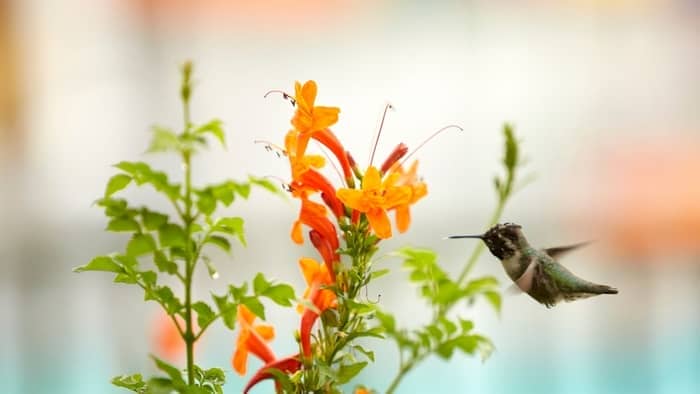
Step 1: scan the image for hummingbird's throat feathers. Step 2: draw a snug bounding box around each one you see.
[482,223,527,260]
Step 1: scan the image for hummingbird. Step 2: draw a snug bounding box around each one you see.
[448,223,618,307]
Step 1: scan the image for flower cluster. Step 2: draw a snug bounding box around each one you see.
[233,80,428,392]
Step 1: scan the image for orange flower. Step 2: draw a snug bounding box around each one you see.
[298,257,337,357]
[291,199,340,253]
[291,80,340,157]
[354,387,373,394]
[152,312,185,362]
[390,160,428,233]
[232,305,276,375]
[336,166,412,239]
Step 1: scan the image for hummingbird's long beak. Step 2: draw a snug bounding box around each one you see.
[445,234,484,240]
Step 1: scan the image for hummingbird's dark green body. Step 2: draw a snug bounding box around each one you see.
[450,223,618,308]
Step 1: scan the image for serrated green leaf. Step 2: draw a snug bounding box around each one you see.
[114,161,181,201]
[194,119,226,148]
[265,368,294,393]
[192,301,216,328]
[153,250,178,275]
[114,272,137,284]
[212,293,237,330]
[151,355,186,386]
[336,362,368,384]
[141,209,169,231]
[242,297,265,320]
[232,182,251,199]
[140,270,157,287]
[158,223,186,248]
[353,345,375,362]
[196,189,216,216]
[148,126,180,153]
[126,233,157,257]
[107,217,141,232]
[262,284,295,307]
[205,235,231,253]
[146,377,175,394]
[74,256,122,273]
[252,273,270,295]
[111,373,146,392]
[105,174,132,197]
[146,286,181,314]
[213,217,246,246]
[211,182,235,206]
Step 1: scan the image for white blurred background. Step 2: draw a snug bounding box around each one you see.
[1,0,699,393]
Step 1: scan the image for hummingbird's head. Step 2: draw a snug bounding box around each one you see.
[480,223,524,259]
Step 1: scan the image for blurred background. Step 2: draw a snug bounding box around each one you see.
[1,0,699,393]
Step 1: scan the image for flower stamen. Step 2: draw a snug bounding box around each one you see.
[368,102,394,167]
[263,89,296,106]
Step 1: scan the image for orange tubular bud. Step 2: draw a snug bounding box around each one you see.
[380,143,409,174]
[242,354,302,394]
[310,229,338,280]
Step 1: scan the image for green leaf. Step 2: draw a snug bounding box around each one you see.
[146,377,175,394]
[232,182,251,199]
[114,161,181,201]
[265,368,294,393]
[242,297,265,320]
[141,209,168,231]
[194,119,226,148]
[370,268,390,280]
[73,256,122,273]
[105,174,132,197]
[107,217,141,232]
[321,309,340,327]
[158,224,187,248]
[151,355,186,386]
[261,284,295,307]
[196,189,216,216]
[126,233,157,257]
[252,273,270,295]
[375,310,396,333]
[154,250,178,275]
[111,373,146,392]
[353,345,375,362]
[213,217,246,246]
[249,175,285,198]
[192,301,216,328]
[336,362,368,384]
[140,270,157,287]
[205,235,231,253]
[212,293,237,330]
[146,286,182,314]
[147,126,180,153]
[211,182,235,206]
[483,290,502,313]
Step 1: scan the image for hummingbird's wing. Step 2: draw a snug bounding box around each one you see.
[543,241,592,259]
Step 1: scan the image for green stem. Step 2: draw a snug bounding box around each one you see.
[455,199,505,285]
[385,352,427,394]
[387,196,509,393]
[183,148,195,386]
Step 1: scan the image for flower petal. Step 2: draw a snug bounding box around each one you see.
[337,188,367,212]
[363,166,382,191]
[254,324,275,341]
[366,208,392,239]
[395,204,411,233]
[232,344,249,375]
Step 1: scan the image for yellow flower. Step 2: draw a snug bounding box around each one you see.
[336,166,411,239]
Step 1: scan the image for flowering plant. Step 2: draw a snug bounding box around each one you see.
[75,63,525,393]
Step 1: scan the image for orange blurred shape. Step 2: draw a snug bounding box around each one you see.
[152,312,199,362]
[591,137,700,257]
[126,0,361,28]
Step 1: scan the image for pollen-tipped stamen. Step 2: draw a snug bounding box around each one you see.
[399,124,463,167]
[368,102,394,167]
[263,89,296,106]
[253,140,287,157]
